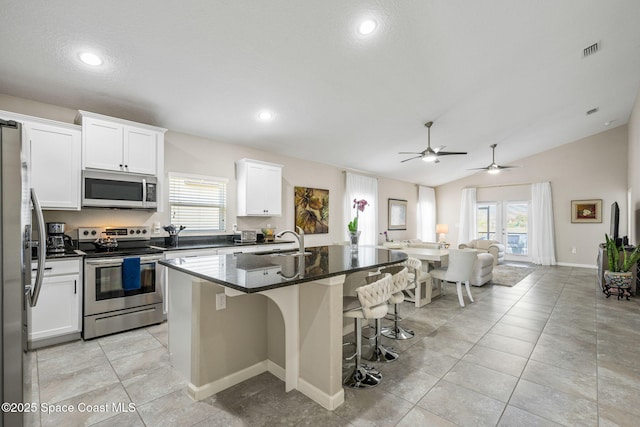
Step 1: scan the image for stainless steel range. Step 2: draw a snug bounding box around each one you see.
[78,226,164,339]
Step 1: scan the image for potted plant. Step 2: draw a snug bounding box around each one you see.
[347,199,369,250]
[603,234,640,299]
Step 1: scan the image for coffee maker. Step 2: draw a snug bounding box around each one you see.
[46,222,72,254]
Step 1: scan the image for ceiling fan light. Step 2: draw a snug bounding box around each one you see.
[422,153,437,162]
[488,165,500,174]
[358,19,377,35]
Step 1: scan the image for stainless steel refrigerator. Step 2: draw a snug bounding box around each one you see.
[1,119,46,427]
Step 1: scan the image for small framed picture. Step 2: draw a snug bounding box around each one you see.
[571,199,602,223]
[388,198,407,230]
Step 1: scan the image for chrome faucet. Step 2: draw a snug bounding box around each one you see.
[276,226,305,254]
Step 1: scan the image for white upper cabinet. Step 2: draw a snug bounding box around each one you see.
[125,125,157,175]
[0,110,81,210]
[236,158,283,216]
[26,121,82,210]
[77,110,165,176]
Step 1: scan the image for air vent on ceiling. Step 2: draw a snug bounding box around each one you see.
[583,42,599,58]
[586,107,599,115]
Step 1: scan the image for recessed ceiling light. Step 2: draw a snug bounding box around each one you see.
[358,19,377,35]
[79,52,103,66]
[257,111,273,121]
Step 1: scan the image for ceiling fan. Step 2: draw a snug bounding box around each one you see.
[399,121,467,163]
[469,144,519,174]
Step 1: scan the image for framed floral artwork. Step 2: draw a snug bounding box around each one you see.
[571,199,602,223]
[294,186,329,234]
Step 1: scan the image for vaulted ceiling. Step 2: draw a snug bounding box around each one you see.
[2,0,640,186]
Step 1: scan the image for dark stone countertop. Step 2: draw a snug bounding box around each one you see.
[160,245,408,294]
[151,235,295,251]
[32,248,84,261]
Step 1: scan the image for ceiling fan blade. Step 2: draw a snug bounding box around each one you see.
[401,155,423,163]
[498,165,520,169]
[433,145,446,153]
[436,151,468,156]
[398,151,423,155]
[467,167,490,171]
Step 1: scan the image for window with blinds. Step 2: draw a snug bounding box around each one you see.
[169,173,227,231]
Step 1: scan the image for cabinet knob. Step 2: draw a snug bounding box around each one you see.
[119,164,123,168]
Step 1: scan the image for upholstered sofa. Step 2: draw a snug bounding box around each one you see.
[405,239,442,249]
[458,239,505,265]
[470,253,495,286]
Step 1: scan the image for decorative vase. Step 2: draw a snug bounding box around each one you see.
[349,230,361,251]
[603,270,633,300]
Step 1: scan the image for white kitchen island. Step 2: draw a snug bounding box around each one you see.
[160,245,407,410]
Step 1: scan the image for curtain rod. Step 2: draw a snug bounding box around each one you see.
[472,182,533,189]
[342,170,379,179]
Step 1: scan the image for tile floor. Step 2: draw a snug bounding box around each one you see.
[23,264,640,426]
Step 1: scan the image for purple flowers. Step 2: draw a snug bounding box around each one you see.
[348,199,369,232]
[353,198,369,213]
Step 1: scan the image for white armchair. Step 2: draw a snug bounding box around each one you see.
[458,239,505,265]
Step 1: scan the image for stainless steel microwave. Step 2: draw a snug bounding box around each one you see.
[82,170,157,209]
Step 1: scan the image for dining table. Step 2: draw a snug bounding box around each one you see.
[398,246,450,307]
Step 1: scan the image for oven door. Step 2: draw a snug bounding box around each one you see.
[84,255,163,316]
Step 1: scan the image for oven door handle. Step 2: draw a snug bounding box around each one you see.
[85,256,161,266]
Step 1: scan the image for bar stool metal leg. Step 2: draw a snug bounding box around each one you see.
[364,318,399,363]
[344,318,382,388]
[381,303,414,340]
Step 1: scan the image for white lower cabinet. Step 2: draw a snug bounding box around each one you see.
[237,266,281,286]
[28,258,82,348]
[163,248,219,315]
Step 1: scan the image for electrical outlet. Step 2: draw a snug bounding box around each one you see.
[216,293,226,310]
[571,246,577,254]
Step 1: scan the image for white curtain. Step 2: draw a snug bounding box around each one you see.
[530,182,556,265]
[458,188,477,244]
[345,172,378,245]
[417,186,436,242]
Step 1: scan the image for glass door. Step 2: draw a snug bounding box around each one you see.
[477,201,530,261]
[477,203,498,241]
[505,202,529,260]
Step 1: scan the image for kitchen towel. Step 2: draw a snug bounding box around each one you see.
[122,257,142,291]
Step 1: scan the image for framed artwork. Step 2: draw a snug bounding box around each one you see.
[571,199,602,223]
[294,186,329,234]
[388,198,407,230]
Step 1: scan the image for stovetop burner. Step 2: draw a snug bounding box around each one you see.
[77,226,163,258]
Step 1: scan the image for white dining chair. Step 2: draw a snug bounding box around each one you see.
[429,249,477,307]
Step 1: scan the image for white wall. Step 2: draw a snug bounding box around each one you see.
[628,88,640,244]
[0,93,416,245]
[436,125,629,267]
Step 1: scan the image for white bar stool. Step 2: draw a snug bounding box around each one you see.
[381,263,416,340]
[343,273,393,388]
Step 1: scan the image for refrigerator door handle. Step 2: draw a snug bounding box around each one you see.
[27,188,46,307]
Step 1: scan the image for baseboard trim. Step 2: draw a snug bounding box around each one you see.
[187,360,269,400]
[556,262,597,269]
[297,377,344,411]
[266,360,286,382]
[185,359,344,410]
